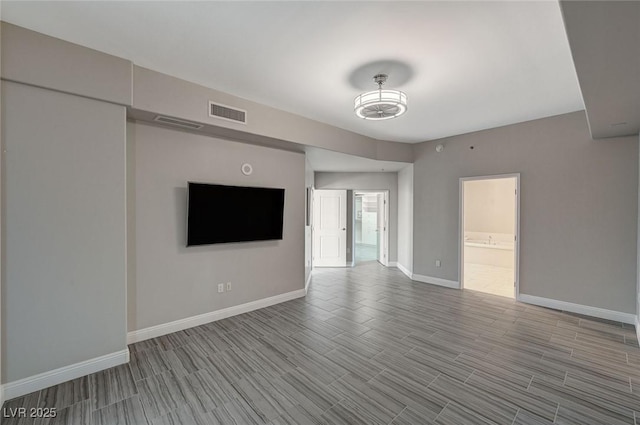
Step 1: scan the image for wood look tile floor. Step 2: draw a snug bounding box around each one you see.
[3,263,640,424]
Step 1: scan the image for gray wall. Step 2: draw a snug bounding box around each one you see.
[314,172,398,263]
[559,1,640,139]
[2,81,127,382]
[413,111,638,313]
[1,22,132,106]
[128,122,305,331]
[398,165,413,272]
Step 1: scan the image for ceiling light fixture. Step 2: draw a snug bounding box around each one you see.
[354,74,407,120]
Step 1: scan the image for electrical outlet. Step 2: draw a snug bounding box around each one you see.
[217,283,224,293]
[435,260,441,267]
[226,282,232,291]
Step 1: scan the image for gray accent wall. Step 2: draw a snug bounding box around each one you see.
[413,111,638,314]
[2,81,127,382]
[128,122,305,331]
[398,165,414,273]
[314,172,398,263]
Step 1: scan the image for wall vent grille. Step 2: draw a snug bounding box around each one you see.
[154,115,204,130]
[209,101,247,124]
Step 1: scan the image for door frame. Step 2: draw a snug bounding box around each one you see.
[353,190,390,267]
[459,173,520,298]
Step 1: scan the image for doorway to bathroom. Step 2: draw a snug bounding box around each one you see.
[460,174,519,298]
[354,191,388,265]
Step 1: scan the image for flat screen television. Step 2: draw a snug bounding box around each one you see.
[187,182,285,246]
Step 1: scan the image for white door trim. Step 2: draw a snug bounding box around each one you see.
[459,173,520,298]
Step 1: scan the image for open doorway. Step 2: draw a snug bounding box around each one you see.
[354,191,389,266]
[460,174,519,298]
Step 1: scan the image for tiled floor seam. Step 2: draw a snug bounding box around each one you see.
[431,401,450,424]
[386,406,407,425]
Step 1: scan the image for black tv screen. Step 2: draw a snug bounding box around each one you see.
[187,182,285,246]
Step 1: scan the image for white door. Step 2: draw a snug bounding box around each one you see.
[313,190,347,267]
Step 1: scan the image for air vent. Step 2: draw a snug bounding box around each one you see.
[154,115,204,130]
[209,101,247,124]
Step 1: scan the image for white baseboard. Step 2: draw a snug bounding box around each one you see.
[396,263,413,279]
[387,261,398,267]
[305,273,312,293]
[517,294,636,325]
[128,288,307,344]
[3,349,129,401]
[412,273,460,289]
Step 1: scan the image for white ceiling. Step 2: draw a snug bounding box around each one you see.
[2,1,584,143]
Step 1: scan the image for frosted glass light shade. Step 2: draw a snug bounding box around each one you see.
[354,89,407,120]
